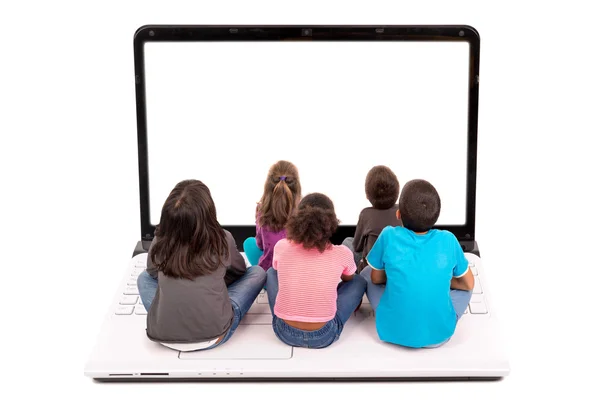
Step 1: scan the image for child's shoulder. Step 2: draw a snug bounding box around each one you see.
[274,238,293,251]
[432,229,459,243]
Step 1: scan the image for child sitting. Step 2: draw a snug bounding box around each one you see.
[343,165,402,273]
[266,193,367,349]
[360,179,474,348]
[137,179,266,351]
[243,160,301,271]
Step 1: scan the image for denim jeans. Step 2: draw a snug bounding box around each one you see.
[360,265,472,347]
[137,266,266,350]
[265,267,366,348]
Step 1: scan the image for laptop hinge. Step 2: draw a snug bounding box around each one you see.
[132,240,152,257]
[459,240,479,256]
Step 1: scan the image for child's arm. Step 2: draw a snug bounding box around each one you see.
[366,227,388,284]
[146,237,159,279]
[255,226,264,250]
[224,230,247,285]
[450,233,474,290]
[340,246,358,281]
[371,268,387,285]
[352,211,366,253]
[255,204,264,250]
[451,268,474,291]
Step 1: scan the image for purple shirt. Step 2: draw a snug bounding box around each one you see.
[256,224,287,271]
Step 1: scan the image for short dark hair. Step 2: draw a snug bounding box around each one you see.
[365,166,400,209]
[150,179,228,280]
[286,193,339,253]
[398,179,441,232]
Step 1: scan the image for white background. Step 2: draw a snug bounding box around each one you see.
[1,0,599,399]
[145,41,469,226]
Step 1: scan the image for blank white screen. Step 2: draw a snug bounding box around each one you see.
[144,41,470,226]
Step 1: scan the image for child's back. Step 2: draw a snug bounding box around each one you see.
[362,179,474,348]
[368,226,469,347]
[245,160,301,270]
[352,205,401,270]
[346,166,401,271]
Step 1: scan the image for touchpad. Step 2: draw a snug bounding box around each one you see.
[178,325,292,360]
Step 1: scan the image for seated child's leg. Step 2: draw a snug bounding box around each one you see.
[243,237,264,266]
[265,267,279,315]
[218,266,267,346]
[360,266,385,311]
[423,290,472,349]
[450,289,472,320]
[342,237,362,269]
[335,274,367,324]
[137,271,158,311]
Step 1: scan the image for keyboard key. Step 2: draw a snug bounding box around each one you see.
[469,302,488,314]
[127,277,138,286]
[135,305,147,315]
[257,293,269,304]
[124,286,139,295]
[134,260,146,267]
[470,266,478,276]
[119,295,138,305]
[464,307,469,314]
[260,289,266,294]
[470,294,484,303]
[473,277,483,294]
[362,294,370,304]
[115,306,134,315]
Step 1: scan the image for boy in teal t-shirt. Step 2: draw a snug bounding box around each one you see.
[360,179,475,348]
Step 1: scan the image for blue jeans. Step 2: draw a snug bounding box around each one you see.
[243,237,264,267]
[360,266,472,347]
[137,266,266,350]
[265,267,366,348]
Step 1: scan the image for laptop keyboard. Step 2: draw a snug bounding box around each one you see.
[464,262,488,314]
[115,259,488,318]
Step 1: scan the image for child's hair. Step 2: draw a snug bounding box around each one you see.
[365,165,400,209]
[286,193,339,253]
[398,179,441,232]
[258,160,301,231]
[150,179,228,280]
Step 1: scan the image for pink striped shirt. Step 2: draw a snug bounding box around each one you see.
[272,239,357,322]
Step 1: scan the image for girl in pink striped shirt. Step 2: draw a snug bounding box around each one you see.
[266,193,367,348]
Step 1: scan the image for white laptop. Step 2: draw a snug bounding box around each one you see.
[84,25,509,381]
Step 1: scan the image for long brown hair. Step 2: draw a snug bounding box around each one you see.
[257,160,301,231]
[150,179,228,280]
[286,193,339,253]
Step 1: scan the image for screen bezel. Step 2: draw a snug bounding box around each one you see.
[133,25,480,246]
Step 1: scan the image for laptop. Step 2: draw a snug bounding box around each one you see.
[84,25,509,381]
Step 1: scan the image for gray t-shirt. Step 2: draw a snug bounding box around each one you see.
[352,206,402,272]
[145,230,247,344]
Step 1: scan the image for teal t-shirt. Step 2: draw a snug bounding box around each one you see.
[366,226,469,348]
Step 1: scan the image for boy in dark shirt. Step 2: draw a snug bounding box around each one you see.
[343,165,402,273]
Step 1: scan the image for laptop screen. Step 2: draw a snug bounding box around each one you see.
[143,40,470,228]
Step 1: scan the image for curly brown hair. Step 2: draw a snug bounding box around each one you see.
[286,193,339,253]
[257,160,301,231]
[365,165,400,209]
[150,180,228,280]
